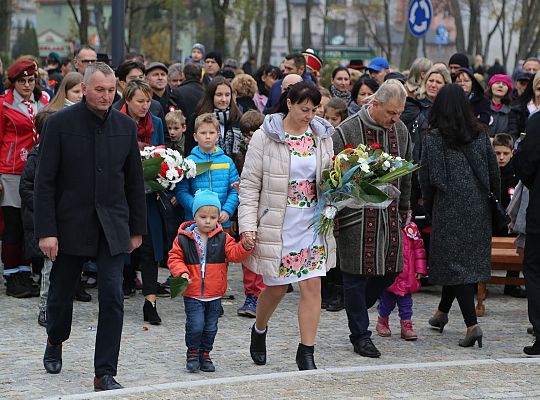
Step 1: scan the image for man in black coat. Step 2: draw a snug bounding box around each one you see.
[513,111,540,355]
[34,62,146,391]
[172,63,204,155]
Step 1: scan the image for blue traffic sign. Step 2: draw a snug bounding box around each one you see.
[408,0,432,38]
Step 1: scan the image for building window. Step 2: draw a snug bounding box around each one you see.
[327,19,346,45]
[327,0,346,6]
[357,20,366,46]
[282,17,288,38]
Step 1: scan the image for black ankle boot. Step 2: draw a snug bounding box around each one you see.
[143,299,162,325]
[296,343,317,370]
[43,340,62,374]
[250,324,267,365]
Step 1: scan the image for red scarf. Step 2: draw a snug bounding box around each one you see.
[120,103,154,146]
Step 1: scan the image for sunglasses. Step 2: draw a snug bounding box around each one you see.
[16,77,35,85]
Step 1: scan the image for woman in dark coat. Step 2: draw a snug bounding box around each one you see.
[420,84,500,348]
[455,67,491,126]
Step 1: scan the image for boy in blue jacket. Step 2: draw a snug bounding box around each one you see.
[176,113,239,231]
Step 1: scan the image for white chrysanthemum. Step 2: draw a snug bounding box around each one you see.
[360,163,370,173]
[383,160,391,170]
[323,205,337,219]
[184,159,197,178]
[166,168,179,180]
[337,154,349,162]
[382,152,390,159]
[395,156,403,161]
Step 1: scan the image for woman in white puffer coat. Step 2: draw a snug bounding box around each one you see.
[238,81,336,371]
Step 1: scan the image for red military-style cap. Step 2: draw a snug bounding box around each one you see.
[7,60,37,82]
[303,49,323,73]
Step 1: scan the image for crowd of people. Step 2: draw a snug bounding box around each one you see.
[1,43,540,391]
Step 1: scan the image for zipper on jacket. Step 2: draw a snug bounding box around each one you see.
[5,143,14,163]
[200,236,208,299]
[256,208,269,226]
[208,153,213,191]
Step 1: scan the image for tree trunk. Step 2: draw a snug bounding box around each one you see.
[0,0,12,54]
[211,0,230,56]
[400,25,419,70]
[254,0,263,64]
[286,0,293,54]
[450,0,465,53]
[261,0,275,64]
[67,0,89,45]
[383,0,392,63]
[302,0,313,50]
[321,2,328,61]
[483,0,505,63]
[467,0,481,55]
[95,0,110,53]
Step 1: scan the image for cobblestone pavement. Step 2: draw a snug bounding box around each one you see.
[2,266,539,399]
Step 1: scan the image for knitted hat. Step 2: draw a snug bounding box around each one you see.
[192,43,206,56]
[7,60,36,82]
[205,51,223,67]
[367,57,389,72]
[192,189,221,216]
[488,74,513,91]
[448,53,469,68]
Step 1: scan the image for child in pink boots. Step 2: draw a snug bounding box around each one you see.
[376,222,427,340]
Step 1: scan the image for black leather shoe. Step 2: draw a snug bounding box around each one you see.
[93,374,124,391]
[524,341,540,355]
[43,341,62,374]
[75,284,92,302]
[250,325,267,365]
[38,310,47,328]
[296,343,317,370]
[143,299,162,325]
[504,285,527,298]
[353,338,381,358]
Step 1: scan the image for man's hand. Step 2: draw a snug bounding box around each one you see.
[39,237,58,261]
[218,211,230,224]
[129,235,143,252]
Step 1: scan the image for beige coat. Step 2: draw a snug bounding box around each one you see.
[238,114,337,278]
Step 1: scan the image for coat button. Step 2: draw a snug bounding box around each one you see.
[97,167,103,172]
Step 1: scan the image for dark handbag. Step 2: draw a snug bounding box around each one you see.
[462,150,510,234]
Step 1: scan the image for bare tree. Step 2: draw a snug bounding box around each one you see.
[286,0,293,54]
[483,0,505,62]
[0,0,13,54]
[302,0,313,49]
[449,0,466,53]
[67,0,89,45]
[356,1,391,60]
[383,0,392,63]
[232,0,260,60]
[94,0,110,53]
[467,0,482,56]
[400,25,419,70]
[261,0,275,64]
[210,0,230,55]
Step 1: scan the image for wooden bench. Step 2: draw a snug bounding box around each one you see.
[476,237,524,317]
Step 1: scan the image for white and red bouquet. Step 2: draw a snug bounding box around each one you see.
[140,145,211,191]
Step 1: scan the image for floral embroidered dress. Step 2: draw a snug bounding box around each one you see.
[264,130,327,286]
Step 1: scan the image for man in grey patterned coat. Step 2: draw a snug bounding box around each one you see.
[333,80,412,358]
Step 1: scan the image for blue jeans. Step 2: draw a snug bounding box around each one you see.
[184,297,221,353]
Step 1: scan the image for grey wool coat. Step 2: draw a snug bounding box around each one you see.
[333,107,412,276]
[419,129,500,285]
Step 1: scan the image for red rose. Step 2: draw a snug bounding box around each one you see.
[159,163,169,177]
[344,144,354,149]
[332,155,336,161]
[370,142,382,149]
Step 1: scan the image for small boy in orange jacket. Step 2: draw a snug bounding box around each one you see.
[168,189,253,373]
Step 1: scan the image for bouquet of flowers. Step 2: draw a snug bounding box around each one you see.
[140,145,211,191]
[316,142,419,235]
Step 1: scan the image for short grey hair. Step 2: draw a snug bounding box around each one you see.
[406,57,433,92]
[83,62,115,84]
[168,63,183,77]
[368,79,407,105]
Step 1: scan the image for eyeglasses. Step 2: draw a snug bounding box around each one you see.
[79,59,97,64]
[456,79,471,84]
[16,77,35,85]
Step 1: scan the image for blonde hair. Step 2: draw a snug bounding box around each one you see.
[194,112,220,132]
[123,79,153,101]
[417,65,452,100]
[165,109,186,126]
[47,72,83,112]
[231,73,257,97]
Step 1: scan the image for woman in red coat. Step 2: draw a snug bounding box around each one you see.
[0,59,48,297]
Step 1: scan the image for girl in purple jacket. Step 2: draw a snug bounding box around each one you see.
[376,222,427,340]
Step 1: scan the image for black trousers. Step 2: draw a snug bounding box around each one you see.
[523,234,540,335]
[438,284,477,327]
[46,233,125,377]
[342,271,398,343]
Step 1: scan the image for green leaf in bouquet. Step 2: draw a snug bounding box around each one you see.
[353,181,390,203]
[195,161,213,175]
[348,154,359,165]
[169,276,189,298]
[145,180,165,192]
[142,157,164,180]
[322,170,331,181]
[320,181,332,193]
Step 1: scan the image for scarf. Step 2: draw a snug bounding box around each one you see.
[64,98,76,108]
[121,103,154,145]
[214,107,239,157]
[330,84,352,106]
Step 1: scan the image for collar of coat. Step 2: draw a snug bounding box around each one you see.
[261,113,334,143]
